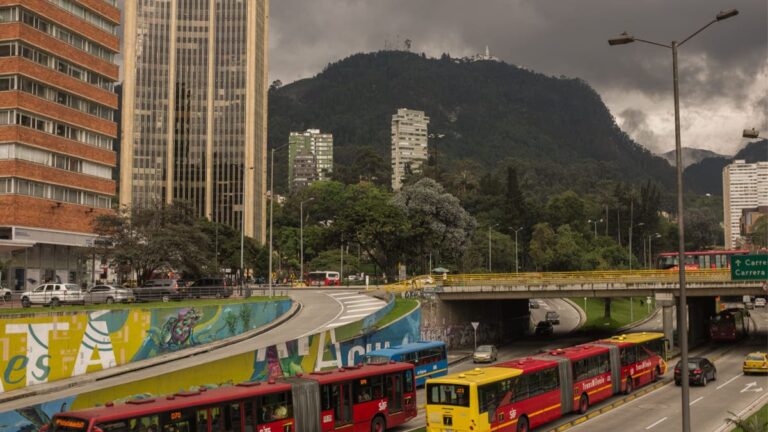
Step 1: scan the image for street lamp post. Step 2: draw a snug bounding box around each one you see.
[512,226,524,274]
[488,224,498,272]
[588,219,603,239]
[608,10,738,432]
[240,165,254,294]
[648,233,661,269]
[268,144,290,297]
[300,197,314,282]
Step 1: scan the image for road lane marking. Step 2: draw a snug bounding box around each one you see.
[689,396,703,406]
[346,306,384,312]
[645,417,667,430]
[716,373,743,390]
[740,382,763,393]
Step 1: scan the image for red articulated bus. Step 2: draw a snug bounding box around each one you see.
[46,363,417,432]
[655,249,750,270]
[424,333,667,431]
[709,308,750,342]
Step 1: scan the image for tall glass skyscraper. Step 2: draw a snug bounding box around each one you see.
[121,0,269,241]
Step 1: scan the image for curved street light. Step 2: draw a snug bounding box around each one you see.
[608,9,738,432]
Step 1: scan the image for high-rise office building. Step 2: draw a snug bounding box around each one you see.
[391,108,429,191]
[288,129,333,191]
[722,160,768,248]
[121,0,269,241]
[0,2,120,290]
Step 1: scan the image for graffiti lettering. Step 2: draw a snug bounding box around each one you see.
[72,313,117,376]
[4,355,28,385]
[6,322,69,386]
[32,355,51,382]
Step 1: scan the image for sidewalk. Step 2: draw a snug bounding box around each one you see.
[448,351,472,365]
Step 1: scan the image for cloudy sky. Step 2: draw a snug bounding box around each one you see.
[269,0,767,156]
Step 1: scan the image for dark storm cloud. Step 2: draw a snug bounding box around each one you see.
[269,0,767,154]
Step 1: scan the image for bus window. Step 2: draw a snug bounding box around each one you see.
[99,416,159,432]
[244,402,256,432]
[620,347,637,366]
[225,403,242,432]
[427,383,470,407]
[259,392,292,423]
[404,369,414,392]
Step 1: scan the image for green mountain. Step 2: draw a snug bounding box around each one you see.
[268,51,674,197]
[684,140,768,196]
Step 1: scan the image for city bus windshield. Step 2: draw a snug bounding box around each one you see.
[427,384,470,407]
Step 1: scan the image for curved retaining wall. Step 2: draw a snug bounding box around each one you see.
[0,300,293,394]
[0,301,421,430]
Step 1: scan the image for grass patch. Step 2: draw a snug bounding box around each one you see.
[375,298,419,329]
[731,403,768,432]
[335,298,419,341]
[570,297,654,331]
[0,296,289,317]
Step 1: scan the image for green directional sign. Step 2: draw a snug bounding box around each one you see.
[731,254,768,281]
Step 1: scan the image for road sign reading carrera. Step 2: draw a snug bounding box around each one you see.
[731,255,768,281]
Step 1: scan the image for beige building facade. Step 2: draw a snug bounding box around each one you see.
[391,108,429,191]
[120,0,269,242]
[722,160,768,248]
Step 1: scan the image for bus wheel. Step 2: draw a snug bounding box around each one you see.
[370,416,385,432]
[579,394,589,414]
[516,416,529,432]
[625,378,633,394]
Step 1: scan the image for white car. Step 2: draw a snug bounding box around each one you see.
[755,298,766,308]
[1,287,11,302]
[20,283,84,308]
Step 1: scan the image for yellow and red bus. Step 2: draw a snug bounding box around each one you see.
[709,308,750,342]
[425,332,666,432]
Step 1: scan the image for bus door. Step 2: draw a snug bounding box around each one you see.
[387,372,404,412]
[331,382,353,427]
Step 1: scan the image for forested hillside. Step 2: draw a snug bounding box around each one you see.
[268,51,675,198]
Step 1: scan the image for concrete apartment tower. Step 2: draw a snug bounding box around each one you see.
[288,129,333,191]
[0,2,120,290]
[121,0,270,242]
[391,108,430,191]
[722,160,768,248]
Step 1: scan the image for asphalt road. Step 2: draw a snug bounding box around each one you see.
[557,307,768,432]
[0,290,383,412]
[392,298,586,431]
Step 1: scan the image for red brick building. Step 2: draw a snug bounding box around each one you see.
[0,1,119,291]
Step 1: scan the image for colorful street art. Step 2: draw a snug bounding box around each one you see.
[0,302,421,431]
[0,300,292,394]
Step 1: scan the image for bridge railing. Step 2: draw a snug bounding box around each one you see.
[444,269,731,286]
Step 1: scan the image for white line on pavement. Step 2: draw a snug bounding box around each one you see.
[344,299,383,304]
[716,373,743,390]
[645,417,668,430]
[346,306,384,312]
[338,313,371,319]
[334,295,368,300]
[689,396,703,406]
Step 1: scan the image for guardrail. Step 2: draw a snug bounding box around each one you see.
[445,269,732,286]
[378,269,734,293]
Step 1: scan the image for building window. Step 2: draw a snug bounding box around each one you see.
[0,109,113,150]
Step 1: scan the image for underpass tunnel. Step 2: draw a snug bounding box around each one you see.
[422,298,529,349]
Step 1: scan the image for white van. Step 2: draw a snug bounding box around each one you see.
[307,271,341,286]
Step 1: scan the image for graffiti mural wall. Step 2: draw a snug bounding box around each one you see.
[0,303,421,431]
[0,300,292,394]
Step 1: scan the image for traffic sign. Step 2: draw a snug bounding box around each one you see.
[471,321,479,330]
[731,255,768,281]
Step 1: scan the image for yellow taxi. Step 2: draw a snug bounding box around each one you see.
[743,352,768,374]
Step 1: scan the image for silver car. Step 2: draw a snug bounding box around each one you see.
[20,283,84,307]
[86,285,135,304]
[473,344,498,363]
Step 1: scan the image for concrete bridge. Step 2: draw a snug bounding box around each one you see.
[387,269,767,351]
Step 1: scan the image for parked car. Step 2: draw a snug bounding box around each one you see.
[133,279,184,303]
[546,311,560,325]
[86,285,135,304]
[743,352,768,375]
[755,297,766,308]
[529,299,540,309]
[675,357,717,386]
[1,287,11,302]
[473,345,498,363]
[187,277,233,298]
[20,283,84,308]
[535,320,554,336]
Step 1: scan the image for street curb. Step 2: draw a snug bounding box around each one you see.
[562,298,587,335]
[544,379,671,432]
[448,353,472,366]
[0,300,302,408]
[714,390,768,432]
[618,305,662,332]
